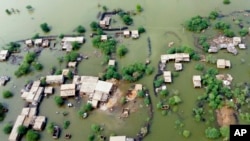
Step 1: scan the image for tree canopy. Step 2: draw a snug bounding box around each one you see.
[26,130,40,141]
[185,15,209,32]
[40,23,51,33]
[117,45,128,57]
[205,127,221,139]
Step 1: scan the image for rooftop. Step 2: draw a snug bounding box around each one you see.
[95,80,113,94]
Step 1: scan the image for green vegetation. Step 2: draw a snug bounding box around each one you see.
[66,71,73,80]
[102,66,120,80]
[78,103,93,117]
[32,33,40,39]
[65,51,79,62]
[168,95,182,105]
[185,15,209,32]
[33,62,43,71]
[26,130,40,141]
[117,45,128,57]
[198,36,210,52]
[76,25,86,34]
[223,0,231,5]
[144,96,151,105]
[138,26,146,34]
[40,77,46,87]
[192,107,205,122]
[182,130,191,138]
[92,36,117,55]
[2,90,13,98]
[195,64,204,71]
[166,46,200,60]
[205,127,221,139]
[91,124,100,133]
[209,11,219,20]
[54,96,64,106]
[3,123,12,134]
[159,89,169,97]
[46,122,54,134]
[220,126,229,140]
[63,120,70,129]
[102,6,108,11]
[6,42,21,53]
[120,96,126,105]
[223,29,235,37]
[137,90,145,98]
[40,23,51,33]
[136,4,143,12]
[118,10,133,25]
[14,62,30,77]
[239,28,248,37]
[59,34,64,39]
[90,21,99,31]
[25,52,36,64]
[88,134,95,141]
[5,9,11,15]
[0,103,7,121]
[55,69,62,75]
[154,77,164,88]
[145,66,154,75]
[26,5,33,11]
[72,41,81,50]
[17,125,27,135]
[121,62,153,82]
[214,21,230,30]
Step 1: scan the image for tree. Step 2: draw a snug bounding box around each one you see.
[138,26,146,34]
[205,127,221,139]
[26,5,34,12]
[91,124,100,133]
[90,21,99,31]
[3,123,12,134]
[33,62,43,71]
[40,77,46,87]
[223,0,230,5]
[76,25,86,34]
[154,77,164,88]
[168,96,182,105]
[137,90,145,98]
[117,45,128,57]
[26,130,40,141]
[185,16,209,32]
[88,134,95,141]
[7,42,20,53]
[25,52,36,64]
[5,9,11,15]
[239,28,248,37]
[2,90,13,98]
[54,96,64,106]
[63,120,70,129]
[83,103,93,112]
[183,130,191,138]
[220,126,229,139]
[59,34,64,39]
[145,66,154,75]
[65,51,79,62]
[160,89,169,97]
[156,102,163,109]
[40,23,51,33]
[66,71,73,80]
[136,4,143,12]
[214,21,230,30]
[209,11,219,20]
[0,103,6,121]
[223,29,235,37]
[32,33,40,39]
[17,125,27,135]
[122,15,133,25]
[102,6,108,11]
[15,62,30,77]
[195,64,204,71]
[72,41,81,50]
[144,97,151,105]
[46,122,54,134]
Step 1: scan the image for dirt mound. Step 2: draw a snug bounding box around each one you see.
[216,106,237,126]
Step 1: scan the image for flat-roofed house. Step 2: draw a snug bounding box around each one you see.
[217,59,231,69]
[109,136,134,141]
[233,37,241,46]
[99,16,111,28]
[34,39,43,46]
[95,81,113,96]
[99,20,106,28]
[238,44,246,49]
[46,75,64,84]
[108,60,115,66]
[68,62,77,68]
[44,86,53,95]
[80,76,99,95]
[0,50,9,61]
[60,84,76,97]
[25,39,33,47]
[101,35,108,41]
[42,40,50,48]
[33,116,46,131]
[163,71,172,83]
[174,63,182,71]
[62,36,85,44]
[123,30,130,38]
[62,41,73,52]
[193,75,202,88]
[131,30,139,39]
[9,115,26,141]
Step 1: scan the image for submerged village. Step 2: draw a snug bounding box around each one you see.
[1,1,250,141]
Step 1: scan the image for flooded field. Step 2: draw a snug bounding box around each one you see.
[1,0,250,141]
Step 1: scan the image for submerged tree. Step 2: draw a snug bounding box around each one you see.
[26,130,40,141]
[40,23,51,33]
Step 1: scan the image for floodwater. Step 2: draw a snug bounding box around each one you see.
[1,0,250,141]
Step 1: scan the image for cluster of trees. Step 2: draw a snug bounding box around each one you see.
[15,52,42,77]
[0,103,7,121]
[75,25,86,34]
[198,36,210,52]
[185,15,209,32]
[102,66,120,80]
[239,28,249,37]
[2,90,13,98]
[40,23,51,33]
[92,36,117,55]
[154,77,164,88]
[208,11,219,20]
[65,51,79,62]
[6,42,21,53]
[3,123,13,134]
[214,21,235,37]
[192,107,205,122]
[118,10,133,25]
[121,62,154,82]
[117,45,128,57]
[166,46,200,60]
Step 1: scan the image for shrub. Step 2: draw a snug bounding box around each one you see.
[17,125,27,135]
[3,90,13,98]
[239,28,248,37]
[209,11,219,20]
[33,62,43,71]
[185,16,209,32]
[223,0,230,5]
[40,23,51,33]
[63,120,70,129]
[205,127,221,139]
[183,130,191,138]
[117,45,128,57]
[54,96,64,106]
[138,26,146,34]
[3,123,12,134]
[76,25,86,34]
[26,130,40,141]
[136,4,143,12]
[91,124,100,133]
[195,64,204,71]
[46,122,54,134]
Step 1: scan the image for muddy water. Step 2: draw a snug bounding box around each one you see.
[1,0,250,141]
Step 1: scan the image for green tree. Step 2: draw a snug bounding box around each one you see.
[63,120,70,129]
[26,130,40,141]
[7,42,20,53]
[15,62,30,77]
[40,23,51,33]
[65,51,79,62]
[160,89,169,97]
[185,15,209,32]
[137,90,145,98]
[145,66,154,75]
[154,77,164,87]
[88,134,95,141]
[195,64,204,71]
[90,21,99,31]
[223,0,230,4]
[25,52,36,64]
[91,124,100,133]
[5,9,11,15]
[32,33,40,39]
[117,45,128,57]
[168,96,182,105]
[144,97,151,105]
[209,11,219,20]
[72,41,81,50]
[138,26,146,34]
[136,4,143,12]
[0,103,6,121]
[220,126,229,140]
[122,15,133,25]
[214,21,230,30]
[223,29,235,37]
[40,77,46,87]
[46,122,54,134]
[2,90,13,98]
[183,130,191,138]
[33,62,43,71]
[156,102,163,109]
[120,96,126,105]
[17,125,27,135]
[239,28,248,37]
[205,127,221,139]
[3,123,12,134]
[59,34,64,39]
[76,25,86,33]
[54,96,64,106]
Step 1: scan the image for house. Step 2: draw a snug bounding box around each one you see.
[163,71,172,83]
[175,53,190,62]
[109,136,134,141]
[9,115,26,141]
[34,39,43,46]
[131,30,139,39]
[193,75,202,88]
[208,46,218,53]
[216,74,233,87]
[233,37,241,46]
[68,62,77,68]
[174,63,182,71]
[101,35,108,41]
[217,59,231,69]
[123,30,130,38]
[0,50,9,61]
[33,116,46,131]
[79,76,99,95]
[99,16,111,28]
[44,86,53,95]
[108,60,115,66]
[94,80,113,101]
[62,41,73,52]
[134,84,143,91]
[42,40,50,47]
[46,75,64,84]
[99,20,106,28]
[62,36,85,44]
[238,44,246,49]
[25,39,33,47]
[60,84,76,97]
